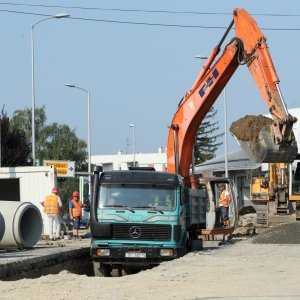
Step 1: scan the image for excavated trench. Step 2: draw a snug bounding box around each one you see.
[2,256,94,281]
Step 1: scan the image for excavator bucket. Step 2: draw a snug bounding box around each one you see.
[230,115,298,163]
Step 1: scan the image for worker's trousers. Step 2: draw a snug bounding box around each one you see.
[220,206,229,221]
[47,214,61,239]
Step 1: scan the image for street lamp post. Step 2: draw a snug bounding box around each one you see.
[129,124,135,167]
[31,13,69,165]
[223,87,228,177]
[195,54,228,177]
[0,119,1,167]
[65,84,92,197]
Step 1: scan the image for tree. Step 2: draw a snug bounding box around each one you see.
[0,107,31,166]
[194,107,223,165]
[10,106,88,211]
[38,123,87,171]
[11,106,87,170]
[11,106,47,156]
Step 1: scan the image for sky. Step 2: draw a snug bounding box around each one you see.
[1,1,300,158]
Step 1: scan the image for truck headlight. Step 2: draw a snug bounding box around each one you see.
[160,249,174,257]
[96,249,110,256]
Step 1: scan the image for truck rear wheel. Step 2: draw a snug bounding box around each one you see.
[93,261,111,277]
[111,267,123,277]
[191,239,203,251]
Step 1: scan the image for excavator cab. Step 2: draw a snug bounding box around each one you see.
[199,178,238,235]
[290,160,300,197]
[290,160,300,220]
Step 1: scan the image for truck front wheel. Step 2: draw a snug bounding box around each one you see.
[93,261,111,277]
[123,267,141,275]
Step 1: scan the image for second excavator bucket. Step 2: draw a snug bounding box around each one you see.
[230,115,298,163]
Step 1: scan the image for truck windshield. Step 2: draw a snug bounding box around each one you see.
[98,184,176,211]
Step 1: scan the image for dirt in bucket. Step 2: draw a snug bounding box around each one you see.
[229,115,273,141]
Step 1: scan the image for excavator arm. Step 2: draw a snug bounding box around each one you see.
[167,8,298,182]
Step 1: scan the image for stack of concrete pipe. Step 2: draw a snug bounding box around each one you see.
[0,201,43,249]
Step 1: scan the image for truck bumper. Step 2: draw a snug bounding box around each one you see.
[91,244,185,267]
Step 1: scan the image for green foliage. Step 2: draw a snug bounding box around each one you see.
[38,123,87,172]
[11,106,47,155]
[9,106,89,204]
[0,107,31,166]
[10,106,88,172]
[194,107,223,165]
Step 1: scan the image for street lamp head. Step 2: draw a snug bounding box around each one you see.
[195,55,208,59]
[65,83,76,88]
[65,84,89,94]
[54,13,70,18]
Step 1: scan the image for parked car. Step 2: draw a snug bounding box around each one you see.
[62,214,90,231]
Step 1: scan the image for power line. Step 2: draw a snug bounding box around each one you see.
[2,2,300,17]
[1,8,300,31]
[0,2,234,15]
[0,8,50,17]
[0,8,227,29]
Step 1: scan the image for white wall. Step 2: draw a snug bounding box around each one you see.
[92,151,167,171]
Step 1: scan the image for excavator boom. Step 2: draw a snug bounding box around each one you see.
[167,8,298,181]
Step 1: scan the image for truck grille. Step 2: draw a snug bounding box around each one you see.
[112,224,172,241]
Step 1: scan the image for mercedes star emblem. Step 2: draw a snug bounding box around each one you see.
[129,226,141,239]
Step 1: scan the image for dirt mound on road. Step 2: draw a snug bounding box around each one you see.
[230,115,273,141]
[251,222,300,244]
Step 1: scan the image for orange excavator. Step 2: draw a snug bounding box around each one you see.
[167,8,297,188]
[167,8,298,235]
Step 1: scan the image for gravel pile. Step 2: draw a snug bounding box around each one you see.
[251,222,300,244]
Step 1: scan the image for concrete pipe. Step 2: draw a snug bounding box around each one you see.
[0,201,43,249]
[0,212,4,242]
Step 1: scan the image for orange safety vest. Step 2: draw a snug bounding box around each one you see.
[71,199,83,217]
[44,194,61,215]
[219,190,231,207]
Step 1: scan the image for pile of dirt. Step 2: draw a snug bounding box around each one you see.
[251,222,300,244]
[238,205,256,216]
[230,115,273,141]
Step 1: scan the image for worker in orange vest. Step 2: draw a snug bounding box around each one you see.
[218,183,232,227]
[69,191,83,238]
[41,187,62,241]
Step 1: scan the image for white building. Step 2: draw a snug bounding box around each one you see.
[91,147,167,171]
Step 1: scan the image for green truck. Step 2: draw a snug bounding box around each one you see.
[90,166,237,276]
